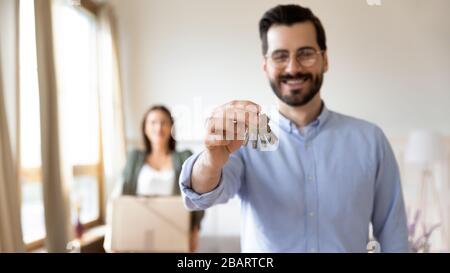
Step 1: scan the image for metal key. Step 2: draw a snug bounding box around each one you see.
[242,130,249,146]
[259,132,268,149]
[268,131,278,145]
[242,113,278,150]
[252,133,258,149]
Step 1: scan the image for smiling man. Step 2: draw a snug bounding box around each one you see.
[179,4,409,252]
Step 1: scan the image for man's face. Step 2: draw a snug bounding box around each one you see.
[263,22,328,107]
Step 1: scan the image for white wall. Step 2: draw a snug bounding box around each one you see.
[107,0,450,251]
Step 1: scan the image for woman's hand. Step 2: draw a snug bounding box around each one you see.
[189,226,200,253]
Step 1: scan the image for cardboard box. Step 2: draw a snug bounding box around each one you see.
[111,195,190,252]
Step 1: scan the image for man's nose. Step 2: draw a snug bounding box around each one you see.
[285,57,302,74]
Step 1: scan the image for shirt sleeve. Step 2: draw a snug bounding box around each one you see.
[372,128,410,252]
[179,150,244,210]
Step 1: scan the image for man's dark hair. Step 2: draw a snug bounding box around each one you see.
[259,4,327,55]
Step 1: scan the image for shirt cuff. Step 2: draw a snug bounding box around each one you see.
[179,151,226,210]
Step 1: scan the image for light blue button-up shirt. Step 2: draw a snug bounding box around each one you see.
[179,103,409,253]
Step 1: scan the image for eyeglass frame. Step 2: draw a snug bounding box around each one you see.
[265,47,325,69]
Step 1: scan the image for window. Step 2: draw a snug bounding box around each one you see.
[52,0,104,227]
[19,0,46,246]
[19,0,105,250]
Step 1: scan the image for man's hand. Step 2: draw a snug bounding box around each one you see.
[191,100,261,194]
[204,100,261,167]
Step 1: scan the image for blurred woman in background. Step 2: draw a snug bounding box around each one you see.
[105,105,204,252]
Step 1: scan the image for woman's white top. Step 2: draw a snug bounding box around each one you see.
[136,164,175,196]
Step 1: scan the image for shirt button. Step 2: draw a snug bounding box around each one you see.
[310,248,316,253]
[309,212,315,217]
[305,143,311,149]
[308,176,314,182]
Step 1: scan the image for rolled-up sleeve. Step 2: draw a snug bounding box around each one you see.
[179,151,244,210]
[372,129,410,252]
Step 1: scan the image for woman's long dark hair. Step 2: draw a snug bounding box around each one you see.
[141,105,176,155]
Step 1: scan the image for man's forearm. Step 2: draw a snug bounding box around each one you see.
[191,152,222,194]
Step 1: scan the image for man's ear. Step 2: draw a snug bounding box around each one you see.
[262,57,268,73]
[323,51,329,73]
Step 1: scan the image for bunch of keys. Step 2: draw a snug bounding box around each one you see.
[241,113,278,150]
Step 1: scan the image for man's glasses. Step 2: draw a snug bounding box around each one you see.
[266,48,324,69]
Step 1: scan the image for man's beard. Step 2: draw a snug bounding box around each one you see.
[269,71,324,107]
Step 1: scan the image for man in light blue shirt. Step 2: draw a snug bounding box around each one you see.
[179,4,409,252]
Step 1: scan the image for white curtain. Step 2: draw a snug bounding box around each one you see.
[97,4,127,212]
[97,4,127,252]
[34,0,72,252]
[0,0,25,252]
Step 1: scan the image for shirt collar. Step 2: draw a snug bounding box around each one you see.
[316,101,331,130]
[273,101,331,134]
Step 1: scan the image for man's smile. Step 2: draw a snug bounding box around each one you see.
[281,77,309,90]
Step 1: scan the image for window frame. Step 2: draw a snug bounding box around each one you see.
[22,161,105,251]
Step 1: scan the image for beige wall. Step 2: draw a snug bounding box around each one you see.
[108,0,450,145]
